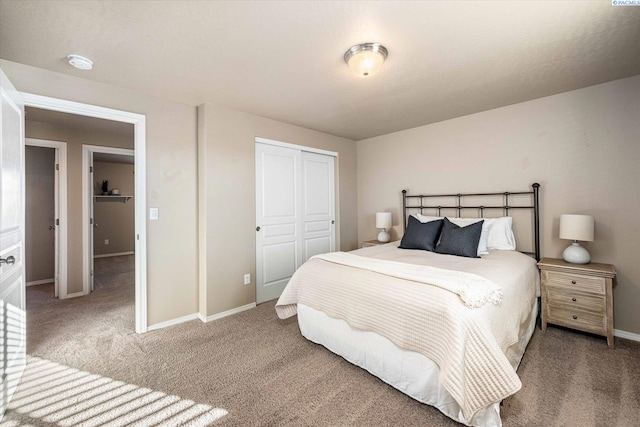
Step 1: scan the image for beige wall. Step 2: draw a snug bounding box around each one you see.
[25,145,55,283]
[25,121,134,293]
[357,75,640,335]
[4,59,199,326]
[198,103,357,316]
[93,161,135,256]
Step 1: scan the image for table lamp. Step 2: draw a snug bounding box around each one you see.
[376,212,392,243]
[559,214,594,264]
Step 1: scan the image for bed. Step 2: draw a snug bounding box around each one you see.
[276,184,541,427]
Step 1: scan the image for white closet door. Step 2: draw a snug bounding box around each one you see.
[301,152,335,262]
[1,69,26,417]
[255,143,303,304]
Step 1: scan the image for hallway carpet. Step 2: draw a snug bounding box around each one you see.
[4,255,639,426]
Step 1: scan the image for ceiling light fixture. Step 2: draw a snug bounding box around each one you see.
[344,43,388,77]
[67,54,94,70]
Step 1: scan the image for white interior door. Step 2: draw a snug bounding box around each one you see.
[255,143,302,304]
[302,152,335,261]
[0,69,26,417]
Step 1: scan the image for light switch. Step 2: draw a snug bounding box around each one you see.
[149,208,159,220]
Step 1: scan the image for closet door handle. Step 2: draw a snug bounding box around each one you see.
[256,226,261,232]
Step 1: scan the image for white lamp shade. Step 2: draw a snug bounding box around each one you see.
[559,214,594,242]
[376,212,392,229]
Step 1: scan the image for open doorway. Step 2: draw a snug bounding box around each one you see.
[24,138,68,299]
[84,147,135,294]
[22,95,147,333]
[25,145,55,288]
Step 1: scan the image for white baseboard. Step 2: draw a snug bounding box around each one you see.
[147,313,200,332]
[26,278,54,286]
[94,251,134,259]
[63,291,85,299]
[199,303,256,323]
[614,329,640,342]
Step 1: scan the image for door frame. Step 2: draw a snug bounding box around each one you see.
[82,145,135,294]
[255,137,338,157]
[24,138,68,298]
[21,92,148,333]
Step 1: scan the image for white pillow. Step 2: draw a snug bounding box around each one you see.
[484,217,516,250]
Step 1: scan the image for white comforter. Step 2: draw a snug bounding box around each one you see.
[276,242,539,421]
[307,251,504,308]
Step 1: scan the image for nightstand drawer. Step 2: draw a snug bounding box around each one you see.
[547,288,605,314]
[546,271,605,295]
[547,306,606,335]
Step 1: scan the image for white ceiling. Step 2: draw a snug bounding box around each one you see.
[2,1,639,141]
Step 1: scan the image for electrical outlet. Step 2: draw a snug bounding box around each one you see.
[243,273,251,285]
[104,239,109,245]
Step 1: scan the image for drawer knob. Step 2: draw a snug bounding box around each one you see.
[572,298,577,302]
[572,315,578,320]
[571,280,576,284]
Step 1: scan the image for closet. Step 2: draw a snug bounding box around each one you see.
[255,139,336,303]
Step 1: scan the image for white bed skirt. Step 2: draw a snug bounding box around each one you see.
[297,300,538,427]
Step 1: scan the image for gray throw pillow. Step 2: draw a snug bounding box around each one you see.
[399,216,444,252]
[435,218,484,258]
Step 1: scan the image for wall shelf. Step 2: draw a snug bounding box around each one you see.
[94,195,134,203]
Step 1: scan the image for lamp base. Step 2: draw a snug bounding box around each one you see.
[377,230,390,243]
[562,242,590,264]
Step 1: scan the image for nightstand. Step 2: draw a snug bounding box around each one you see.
[538,258,616,348]
[359,240,387,248]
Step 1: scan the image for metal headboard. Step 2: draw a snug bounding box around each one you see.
[402,183,541,261]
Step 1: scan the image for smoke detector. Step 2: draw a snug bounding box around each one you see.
[67,54,94,70]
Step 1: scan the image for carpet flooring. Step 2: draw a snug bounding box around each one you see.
[3,255,639,426]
